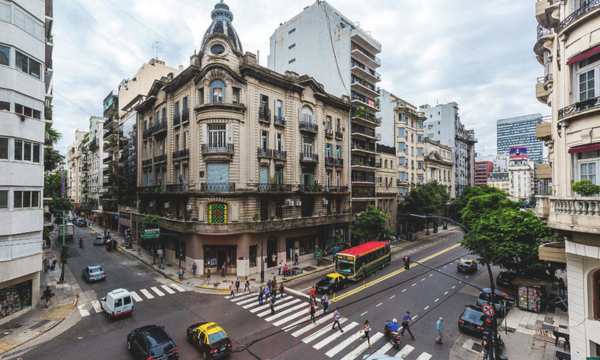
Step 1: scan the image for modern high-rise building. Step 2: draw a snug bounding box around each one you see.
[496,114,544,163]
[421,102,476,196]
[0,0,49,322]
[534,1,600,357]
[268,0,382,214]
[474,160,494,186]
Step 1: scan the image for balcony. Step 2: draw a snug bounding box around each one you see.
[351,62,381,83]
[200,182,236,193]
[142,158,153,167]
[538,242,566,263]
[558,95,600,120]
[181,109,190,124]
[300,152,318,164]
[351,78,379,99]
[152,121,167,136]
[195,101,246,114]
[351,48,381,69]
[143,127,153,138]
[325,128,334,139]
[274,115,286,127]
[257,147,272,159]
[324,185,349,193]
[298,183,323,193]
[325,156,336,167]
[172,148,189,160]
[352,142,377,154]
[351,125,377,140]
[272,149,287,161]
[335,129,343,140]
[335,158,343,168]
[536,121,552,141]
[351,95,379,112]
[153,154,167,163]
[173,113,181,127]
[535,195,550,218]
[351,108,381,127]
[258,106,271,125]
[559,0,600,32]
[534,25,554,62]
[253,183,294,193]
[299,120,318,134]
[352,185,375,198]
[201,144,235,159]
[536,0,559,29]
[548,197,600,234]
[536,74,552,104]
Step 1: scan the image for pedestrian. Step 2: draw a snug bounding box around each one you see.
[43,258,49,273]
[272,284,277,298]
[403,255,410,270]
[321,294,329,313]
[41,286,54,308]
[192,262,197,276]
[263,285,270,299]
[309,286,317,299]
[272,276,277,292]
[235,278,240,293]
[206,267,211,282]
[331,309,343,332]
[178,267,184,280]
[270,294,276,314]
[244,279,251,293]
[258,287,264,305]
[278,261,283,275]
[400,311,415,340]
[229,282,235,297]
[267,279,272,291]
[294,252,299,266]
[283,262,289,276]
[363,320,371,347]
[435,317,444,344]
[51,259,57,270]
[279,282,285,298]
[310,302,316,323]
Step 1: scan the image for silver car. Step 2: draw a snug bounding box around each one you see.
[82,265,106,283]
[93,235,105,246]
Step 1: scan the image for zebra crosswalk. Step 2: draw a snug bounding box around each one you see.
[226,291,433,360]
[78,283,186,317]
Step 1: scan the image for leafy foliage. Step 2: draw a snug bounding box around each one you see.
[402,182,449,215]
[460,189,519,230]
[143,215,161,229]
[44,122,64,172]
[572,180,600,196]
[351,206,388,244]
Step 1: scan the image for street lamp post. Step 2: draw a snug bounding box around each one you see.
[260,237,265,283]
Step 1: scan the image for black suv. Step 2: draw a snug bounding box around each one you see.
[127,325,178,359]
[458,305,487,337]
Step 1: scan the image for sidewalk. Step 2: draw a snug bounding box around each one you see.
[0,241,80,358]
[87,223,461,295]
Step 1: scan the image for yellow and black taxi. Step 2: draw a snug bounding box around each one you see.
[186,322,232,359]
[316,272,346,294]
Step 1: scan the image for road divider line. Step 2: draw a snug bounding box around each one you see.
[250,296,295,313]
[396,344,415,358]
[423,305,430,311]
[434,298,439,303]
[444,291,449,295]
[290,312,334,336]
[360,311,368,316]
[256,298,301,317]
[273,307,311,326]
[371,342,393,357]
[229,293,255,302]
[401,289,407,293]
[170,283,186,292]
[375,302,383,307]
[389,295,396,299]
[265,302,308,322]
[415,353,432,360]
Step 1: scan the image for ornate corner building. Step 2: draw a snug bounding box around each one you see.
[134,2,352,277]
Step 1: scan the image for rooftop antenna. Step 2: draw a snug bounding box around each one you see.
[152,41,161,60]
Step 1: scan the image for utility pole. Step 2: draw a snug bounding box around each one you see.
[260,237,265,283]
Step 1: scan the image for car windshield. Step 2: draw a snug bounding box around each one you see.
[462,308,484,325]
[146,328,171,348]
[317,278,331,286]
[208,331,227,344]
[336,260,354,275]
[89,266,103,273]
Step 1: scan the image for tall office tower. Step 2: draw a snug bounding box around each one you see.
[496,114,544,163]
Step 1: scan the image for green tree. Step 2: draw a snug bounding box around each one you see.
[402,182,449,215]
[44,122,64,172]
[351,206,388,244]
[460,190,519,230]
[143,215,161,229]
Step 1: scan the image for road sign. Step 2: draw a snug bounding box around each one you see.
[482,303,495,317]
[141,228,160,240]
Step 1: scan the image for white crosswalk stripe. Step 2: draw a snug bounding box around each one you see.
[395,344,414,358]
[369,342,394,358]
[249,296,295,313]
[229,293,255,302]
[140,288,154,299]
[324,327,363,357]
[264,302,308,322]
[236,296,259,306]
[170,283,186,292]
[78,304,90,317]
[290,312,334,336]
[161,285,175,294]
[130,291,143,302]
[302,318,348,344]
[242,299,262,309]
[280,309,324,331]
[151,286,165,297]
[415,353,432,360]
[256,299,301,317]
[340,332,384,360]
[315,322,358,350]
[272,307,311,327]
[91,300,102,313]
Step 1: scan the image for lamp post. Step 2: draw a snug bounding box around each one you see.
[260,237,265,283]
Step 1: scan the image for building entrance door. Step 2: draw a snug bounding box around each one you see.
[267,237,277,267]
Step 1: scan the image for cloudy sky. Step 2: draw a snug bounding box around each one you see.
[54,0,548,159]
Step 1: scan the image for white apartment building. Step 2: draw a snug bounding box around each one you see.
[420,102,476,196]
[66,130,88,207]
[0,0,48,322]
[375,144,397,231]
[86,116,104,212]
[508,158,535,201]
[394,97,425,197]
[424,138,454,198]
[534,0,600,357]
[268,0,382,214]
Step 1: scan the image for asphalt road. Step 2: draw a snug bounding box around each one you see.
[17,228,494,360]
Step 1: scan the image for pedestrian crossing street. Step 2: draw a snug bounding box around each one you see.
[226,292,433,360]
[78,283,186,317]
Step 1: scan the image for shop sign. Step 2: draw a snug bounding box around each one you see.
[141,228,160,240]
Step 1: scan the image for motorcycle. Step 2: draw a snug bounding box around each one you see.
[384,320,402,349]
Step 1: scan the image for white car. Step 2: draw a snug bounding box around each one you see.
[100,288,134,320]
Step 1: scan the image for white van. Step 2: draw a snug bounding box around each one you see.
[100,288,134,319]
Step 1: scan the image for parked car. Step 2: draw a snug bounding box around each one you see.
[187,321,232,359]
[316,273,346,294]
[476,288,514,317]
[100,288,134,320]
[496,271,517,289]
[82,265,106,283]
[93,235,105,246]
[456,257,478,273]
[458,305,487,337]
[127,325,178,360]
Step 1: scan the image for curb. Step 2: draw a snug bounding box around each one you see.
[195,285,230,294]
[117,245,183,285]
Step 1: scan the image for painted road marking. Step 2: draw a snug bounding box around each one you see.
[429,273,433,277]
[434,298,440,303]
[370,342,393,357]
[290,312,334,336]
[265,302,308,322]
[452,285,457,289]
[401,289,407,293]
[411,283,416,287]
[130,291,142,302]
[424,305,430,311]
[280,309,323,329]
[91,300,102,313]
[313,322,363,357]
[396,344,415,358]
[78,304,90,317]
[273,307,310,326]
[170,283,186,292]
[161,285,175,294]
[413,314,419,320]
[324,326,362,356]
[225,292,251,300]
[151,286,165,297]
[421,278,426,282]
[415,353,432,360]
[302,318,348,343]
[376,302,383,307]
[229,293,255,302]
[242,300,261,309]
[250,296,295,313]
[444,291,449,296]
[256,298,301,317]
[236,296,258,306]
[360,311,368,317]
[140,288,154,299]
[389,295,396,300]
[331,243,461,303]
[340,332,384,360]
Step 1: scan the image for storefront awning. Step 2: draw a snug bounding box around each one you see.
[568,142,600,154]
[567,45,600,65]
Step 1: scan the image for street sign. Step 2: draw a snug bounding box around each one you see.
[141,228,160,240]
[482,303,495,317]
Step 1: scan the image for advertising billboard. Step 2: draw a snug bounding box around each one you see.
[509,146,528,159]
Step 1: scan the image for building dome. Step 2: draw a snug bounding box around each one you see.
[201,1,243,54]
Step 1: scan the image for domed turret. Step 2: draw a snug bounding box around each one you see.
[201,1,243,54]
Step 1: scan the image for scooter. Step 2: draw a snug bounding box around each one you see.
[384,320,402,349]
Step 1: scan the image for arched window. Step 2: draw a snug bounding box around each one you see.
[210,80,225,104]
[207,202,228,224]
[301,106,313,124]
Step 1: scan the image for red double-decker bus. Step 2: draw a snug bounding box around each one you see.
[335,241,391,281]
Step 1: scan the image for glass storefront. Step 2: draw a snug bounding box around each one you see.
[0,280,32,319]
[204,245,237,274]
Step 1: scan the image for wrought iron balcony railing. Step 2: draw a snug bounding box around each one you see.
[272,149,287,161]
[559,0,600,31]
[200,182,236,193]
[274,115,286,127]
[558,95,600,120]
[299,120,318,133]
[300,152,319,163]
[201,143,235,155]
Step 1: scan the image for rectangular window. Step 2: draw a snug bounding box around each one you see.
[288,58,296,64]
[207,123,226,148]
[580,162,597,184]
[23,106,32,117]
[32,109,41,119]
[182,96,189,116]
[174,101,180,123]
[23,191,30,207]
[16,51,28,73]
[0,45,9,66]
[14,140,22,160]
[0,101,9,111]
[24,142,31,161]
[33,143,40,163]
[276,100,283,118]
[232,87,240,104]
[325,143,333,157]
[0,2,9,23]
[0,190,7,208]
[302,137,313,155]
[31,191,39,207]
[288,28,296,34]
[288,43,296,50]
[29,58,41,78]
[0,138,7,159]
[276,133,283,151]
[579,69,595,101]
[14,191,22,208]
[261,130,269,150]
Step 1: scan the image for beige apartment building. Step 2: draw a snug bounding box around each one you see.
[534,0,600,357]
[134,2,351,277]
[66,130,88,207]
[375,144,398,231]
[394,98,426,197]
[423,138,454,197]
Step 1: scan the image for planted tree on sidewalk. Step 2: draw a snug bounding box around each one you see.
[401,182,449,215]
[352,206,388,244]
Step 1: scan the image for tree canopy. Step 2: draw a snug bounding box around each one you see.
[460,188,519,230]
[351,206,389,244]
[401,182,449,215]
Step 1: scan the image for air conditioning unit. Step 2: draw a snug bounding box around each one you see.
[164,202,170,209]
[285,199,294,207]
[295,200,302,207]
[322,198,328,206]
